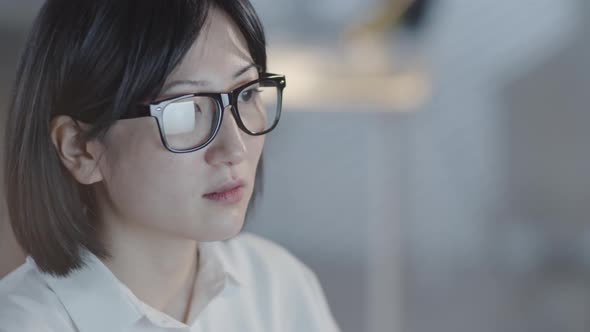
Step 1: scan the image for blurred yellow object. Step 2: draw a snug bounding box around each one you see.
[268,44,430,112]
[346,0,413,40]
[267,0,431,112]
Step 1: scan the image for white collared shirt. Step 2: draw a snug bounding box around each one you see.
[0,232,341,332]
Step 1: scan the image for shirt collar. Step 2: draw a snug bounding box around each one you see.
[34,239,248,332]
[34,250,143,332]
[199,240,249,288]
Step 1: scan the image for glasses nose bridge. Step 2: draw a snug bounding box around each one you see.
[220,93,231,109]
[218,92,240,128]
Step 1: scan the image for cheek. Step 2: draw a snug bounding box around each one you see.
[246,135,265,166]
[98,121,207,220]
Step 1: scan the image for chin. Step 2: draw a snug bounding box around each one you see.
[199,212,246,241]
[219,226,243,241]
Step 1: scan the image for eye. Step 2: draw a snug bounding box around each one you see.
[239,87,262,103]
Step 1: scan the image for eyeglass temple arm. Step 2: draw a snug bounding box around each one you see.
[120,104,151,120]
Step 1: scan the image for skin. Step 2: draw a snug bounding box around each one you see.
[50,7,265,323]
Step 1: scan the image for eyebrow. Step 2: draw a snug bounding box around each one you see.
[161,63,260,93]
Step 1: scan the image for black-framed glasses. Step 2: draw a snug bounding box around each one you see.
[122,73,286,153]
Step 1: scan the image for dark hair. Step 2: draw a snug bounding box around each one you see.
[3,0,267,277]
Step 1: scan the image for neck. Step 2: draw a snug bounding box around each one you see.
[98,215,199,322]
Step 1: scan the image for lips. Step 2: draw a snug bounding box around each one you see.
[203,179,246,196]
[203,180,245,204]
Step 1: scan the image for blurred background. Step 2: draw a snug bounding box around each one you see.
[2,0,590,331]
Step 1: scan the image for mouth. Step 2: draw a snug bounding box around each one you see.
[203,180,246,204]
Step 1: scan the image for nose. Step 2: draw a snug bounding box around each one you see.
[204,105,246,166]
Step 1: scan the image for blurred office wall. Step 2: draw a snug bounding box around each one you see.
[399,1,587,332]
[249,0,589,332]
[0,13,29,280]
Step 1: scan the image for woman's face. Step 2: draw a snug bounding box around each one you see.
[95,7,264,242]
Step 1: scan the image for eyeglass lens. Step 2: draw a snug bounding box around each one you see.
[161,79,280,151]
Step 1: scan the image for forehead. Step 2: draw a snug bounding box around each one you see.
[165,7,254,84]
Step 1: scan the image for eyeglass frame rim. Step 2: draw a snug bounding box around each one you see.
[122,73,286,154]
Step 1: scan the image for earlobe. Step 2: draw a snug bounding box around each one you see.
[50,116,104,185]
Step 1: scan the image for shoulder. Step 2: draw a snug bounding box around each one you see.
[227,232,301,264]
[223,232,314,282]
[0,259,74,331]
[221,232,325,306]
[222,232,341,331]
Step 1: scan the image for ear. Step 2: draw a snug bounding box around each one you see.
[50,115,104,185]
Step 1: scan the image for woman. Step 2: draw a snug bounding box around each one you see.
[0,1,341,331]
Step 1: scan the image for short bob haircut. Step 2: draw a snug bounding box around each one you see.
[3,0,267,277]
